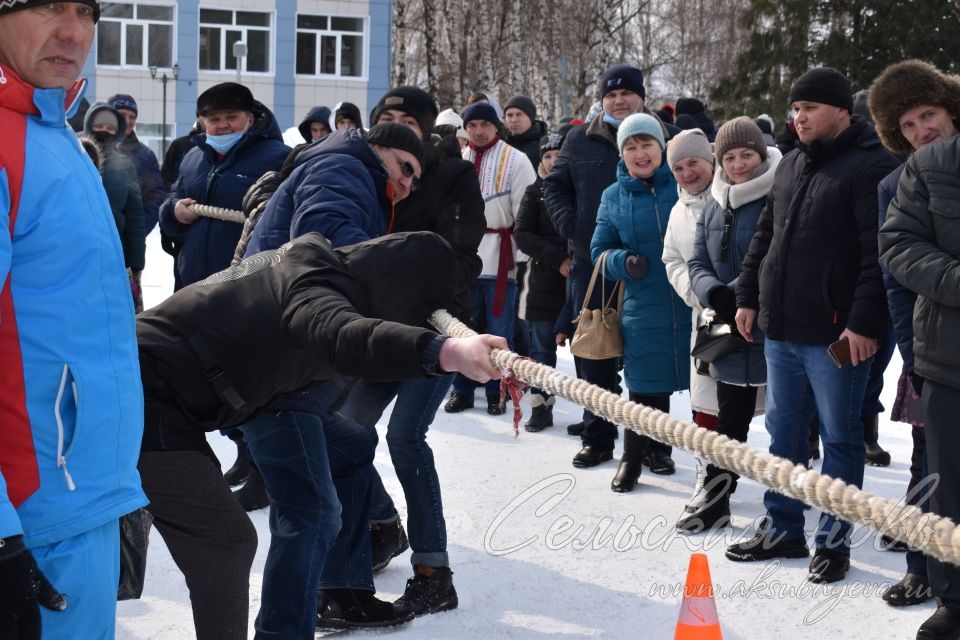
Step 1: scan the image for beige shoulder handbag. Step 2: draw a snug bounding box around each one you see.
[570,250,624,360]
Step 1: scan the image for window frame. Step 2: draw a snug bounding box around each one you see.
[95,1,177,70]
[198,6,275,76]
[294,13,369,81]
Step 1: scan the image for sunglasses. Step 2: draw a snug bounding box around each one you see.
[390,150,421,191]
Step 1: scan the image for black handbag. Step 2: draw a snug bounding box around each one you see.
[117,508,154,601]
[691,308,749,364]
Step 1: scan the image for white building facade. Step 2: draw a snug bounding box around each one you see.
[81,0,393,154]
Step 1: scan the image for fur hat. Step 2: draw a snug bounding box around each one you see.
[197,82,255,116]
[868,59,960,155]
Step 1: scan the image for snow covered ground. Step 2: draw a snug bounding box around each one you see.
[117,231,934,639]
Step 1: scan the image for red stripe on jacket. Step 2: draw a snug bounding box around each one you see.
[0,106,41,507]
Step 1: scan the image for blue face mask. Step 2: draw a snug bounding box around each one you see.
[206,131,244,154]
[603,113,624,127]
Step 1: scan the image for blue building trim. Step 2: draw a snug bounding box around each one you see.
[273,3,296,131]
[366,0,392,112]
[174,0,200,138]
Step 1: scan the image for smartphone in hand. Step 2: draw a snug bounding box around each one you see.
[827,337,852,368]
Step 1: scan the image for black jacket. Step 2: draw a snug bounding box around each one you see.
[514,178,567,322]
[507,120,547,171]
[736,117,898,344]
[880,136,960,389]
[137,232,456,432]
[392,140,485,322]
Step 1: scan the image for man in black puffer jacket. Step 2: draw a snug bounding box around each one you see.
[504,95,548,170]
[729,68,899,583]
[137,232,503,640]
[880,136,960,640]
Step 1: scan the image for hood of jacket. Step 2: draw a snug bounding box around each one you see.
[82,102,127,143]
[336,231,456,325]
[298,105,332,142]
[712,145,783,209]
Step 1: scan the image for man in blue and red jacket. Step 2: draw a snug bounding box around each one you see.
[0,2,147,638]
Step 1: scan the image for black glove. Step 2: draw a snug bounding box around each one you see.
[0,536,67,639]
[708,286,737,325]
[910,372,925,397]
[240,170,283,218]
[625,254,648,279]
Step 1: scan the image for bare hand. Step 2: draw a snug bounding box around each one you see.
[735,308,757,343]
[839,328,878,367]
[174,198,199,225]
[556,333,568,346]
[438,334,507,382]
[559,258,572,278]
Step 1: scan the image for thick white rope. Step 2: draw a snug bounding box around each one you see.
[429,309,960,567]
[191,204,246,224]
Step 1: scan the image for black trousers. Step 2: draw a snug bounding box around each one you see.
[921,379,960,606]
[621,393,671,462]
[705,382,759,491]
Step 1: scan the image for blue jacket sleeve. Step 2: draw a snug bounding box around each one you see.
[688,210,727,308]
[589,187,631,281]
[877,167,916,371]
[290,157,383,248]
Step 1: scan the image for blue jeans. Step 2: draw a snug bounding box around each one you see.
[338,375,454,568]
[241,409,376,639]
[762,338,869,555]
[528,319,557,400]
[453,278,516,398]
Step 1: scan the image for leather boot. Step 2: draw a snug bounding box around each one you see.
[863,413,891,467]
[223,431,251,487]
[676,472,733,532]
[611,430,645,492]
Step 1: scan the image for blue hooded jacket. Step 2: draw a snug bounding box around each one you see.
[159,102,289,288]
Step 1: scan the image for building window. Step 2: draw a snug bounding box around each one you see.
[295,14,366,78]
[97,2,174,68]
[199,8,272,73]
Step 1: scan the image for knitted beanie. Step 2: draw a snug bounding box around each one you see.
[436,108,467,141]
[504,95,537,122]
[714,116,768,161]
[597,64,646,100]
[108,94,138,115]
[789,67,853,112]
[666,128,713,168]
[616,113,665,152]
[0,0,100,21]
[868,59,960,155]
[462,102,501,127]
[539,130,566,158]
[366,123,425,168]
[370,87,439,138]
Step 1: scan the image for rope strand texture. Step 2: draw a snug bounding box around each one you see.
[429,309,960,567]
[191,204,246,224]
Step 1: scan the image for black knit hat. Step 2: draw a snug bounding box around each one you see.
[366,122,425,168]
[462,102,501,127]
[539,130,566,158]
[0,0,100,22]
[789,67,853,112]
[505,95,537,122]
[370,87,439,140]
[334,102,363,129]
[597,64,646,100]
[197,82,255,116]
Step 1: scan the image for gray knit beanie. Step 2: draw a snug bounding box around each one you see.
[714,116,767,161]
[666,128,713,168]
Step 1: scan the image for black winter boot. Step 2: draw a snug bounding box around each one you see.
[611,430,647,492]
[566,421,585,436]
[371,518,409,572]
[917,606,960,639]
[223,431,251,487]
[863,413,892,467]
[443,392,474,413]
[234,464,269,511]
[395,566,459,617]
[316,588,414,629]
[486,396,505,416]
[676,473,734,533]
[524,396,555,432]
[881,572,932,606]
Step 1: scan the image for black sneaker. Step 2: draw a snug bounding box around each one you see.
[371,519,409,572]
[917,606,960,640]
[642,450,676,475]
[807,548,850,583]
[486,397,504,416]
[524,405,554,432]
[444,392,474,413]
[882,572,932,607]
[395,566,459,617]
[566,421,585,436]
[316,588,414,629]
[234,465,269,511]
[726,530,810,562]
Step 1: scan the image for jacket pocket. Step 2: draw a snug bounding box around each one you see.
[54,363,82,491]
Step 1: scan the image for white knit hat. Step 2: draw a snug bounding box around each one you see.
[436,108,467,141]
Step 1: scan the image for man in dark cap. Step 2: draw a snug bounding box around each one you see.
[543,63,677,474]
[108,93,167,235]
[0,2,147,638]
[504,95,547,169]
[159,82,289,290]
[727,67,898,583]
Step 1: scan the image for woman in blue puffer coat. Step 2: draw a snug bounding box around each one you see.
[679,117,782,532]
[591,113,691,493]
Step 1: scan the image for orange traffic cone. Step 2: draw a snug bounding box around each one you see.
[674,553,722,640]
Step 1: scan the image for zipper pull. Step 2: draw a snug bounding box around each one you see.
[59,457,76,491]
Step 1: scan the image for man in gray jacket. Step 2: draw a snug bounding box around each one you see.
[880,136,960,640]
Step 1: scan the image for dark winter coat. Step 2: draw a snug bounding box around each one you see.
[161,121,203,186]
[590,161,691,395]
[879,136,960,389]
[158,104,290,288]
[736,117,899,344]
[507,120,547,171]
[137,232,456,433]
[117,130,167,234]
[298,105,332,143]
[82,104,146,271]
[514,177,567,322]
[244,128,390,256]
[878,164,917,372]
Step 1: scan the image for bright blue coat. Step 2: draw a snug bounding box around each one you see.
[591,161,691,395]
